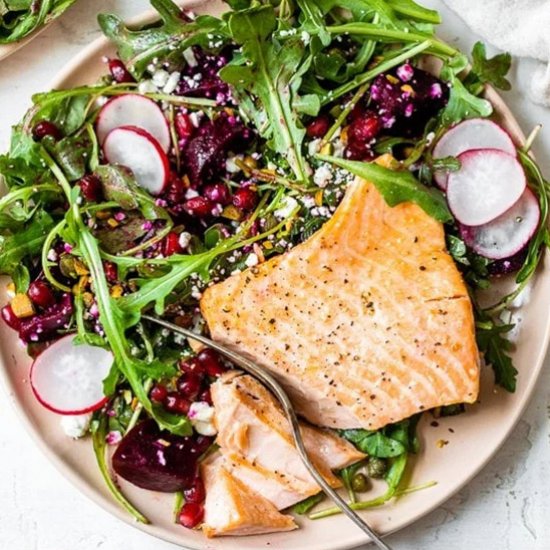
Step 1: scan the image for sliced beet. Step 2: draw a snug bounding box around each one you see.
[112,419,213,493]
[367,67,448,136]
[182,113,252,186]
[18,293,74,343]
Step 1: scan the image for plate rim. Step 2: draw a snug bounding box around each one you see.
[1,4,550,550]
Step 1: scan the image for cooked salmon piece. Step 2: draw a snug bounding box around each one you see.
[201,453,297,537]
[201,178,480,430]
[211,373,364,509]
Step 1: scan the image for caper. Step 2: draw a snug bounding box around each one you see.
[351,472,369,493]
[367,457,388,479]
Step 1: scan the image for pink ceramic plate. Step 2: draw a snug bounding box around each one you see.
[1,2,549,549]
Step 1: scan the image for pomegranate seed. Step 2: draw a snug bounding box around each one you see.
[178,502,204,528]
[108,59,134,83]
[28,281,55,309]
[203,183,231,205]
[232,188,257,211]
[179,357,205,375]
[349,112,381,143]
[32,121,62,141]
[306,114,331,138]
[164,392,191,415]
[184,196,214,218]
[1,305,21,331]
[177,373,202,400]
[184,477,206,503]
[150,384,168,403]
[175,112,194,140]
[103,261,118,283]
[197,348,226,377]
[163,232,183,256]
[199,387,212,405]
[79,174,103,202]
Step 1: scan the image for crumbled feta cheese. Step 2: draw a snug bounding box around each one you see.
[308,139,321,156]
[185,188,200,199]
[61,413,92,439]
[152,69,170,88]
[301,31,311,45]
[313,164,334,188]
[189,112,202,128]
[245,253,259,268]
[178,231,192,249]
[183,47,198,67]
[300,195,316,209]
[138,79,158,94]
[225,154,243,174]
[47,248,58,262]
[189,401,217,436]
[274,196,298,220]
[163,71,180,95]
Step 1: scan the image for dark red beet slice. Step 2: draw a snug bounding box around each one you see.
[112,419,212,493]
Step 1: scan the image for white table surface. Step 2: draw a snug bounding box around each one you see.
[0,1,549,549]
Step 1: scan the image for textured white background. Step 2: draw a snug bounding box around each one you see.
[0,1,549,549]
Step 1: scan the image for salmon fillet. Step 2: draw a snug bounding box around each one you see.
[201,453,297,537]
[201,178,480,430]
[212,373,364,509]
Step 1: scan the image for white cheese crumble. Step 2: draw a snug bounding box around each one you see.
[313,164,334,188]
[183,47,198,67]
[245,253,259,267]
[225,154,243,174]
[163,71,180,95]
[61,413,92,439]
[185,188,200,199]
[152,69,170,88]
[138,79,159,94]
[188,401,217,436]
[308,138,321,156]
[178,231,192,250]
[274,196,298,220]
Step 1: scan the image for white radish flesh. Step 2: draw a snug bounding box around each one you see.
[446,148,526,226]
[103,125,169,195]
[31,335,113,415]
[96,94,171,152]
[460,188,540,260]
[433,118,516,189]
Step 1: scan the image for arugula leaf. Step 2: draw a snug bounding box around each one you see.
[476,318,517,392]
[96,165,140,210]
[43,133,92,182]
[98,0,226,78]
[440,55,493,125]
[290,493,325,515]
[317,154,452,223]
[0,210,54,275]
[295,0,331,46]
[470,41,512,92]
[0,0,76,44]
[386,0,441,24]
[221,5,311,182]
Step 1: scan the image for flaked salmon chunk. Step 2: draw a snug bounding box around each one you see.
[201,179,480,430]
[211,373,364,510]
[201,453,297,537]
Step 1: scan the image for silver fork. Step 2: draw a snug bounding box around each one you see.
[143,315,392,550]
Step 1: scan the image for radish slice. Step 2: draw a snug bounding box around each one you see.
[460,188,540,260]
[96,94,171,152]
[103,125,169,195]
[446,148,526,226]
[31,334,113,415]
[433,119,516,189]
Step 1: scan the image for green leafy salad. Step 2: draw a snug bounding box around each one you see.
[0,0,77,44]
[0,0,548,533]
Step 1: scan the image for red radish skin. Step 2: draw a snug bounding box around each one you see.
[446,148,526,227]
[459,188,540,261]
[103,126,170,195]
[433,119,516,189]
[30,334,113,415]
[96,94,171,152]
